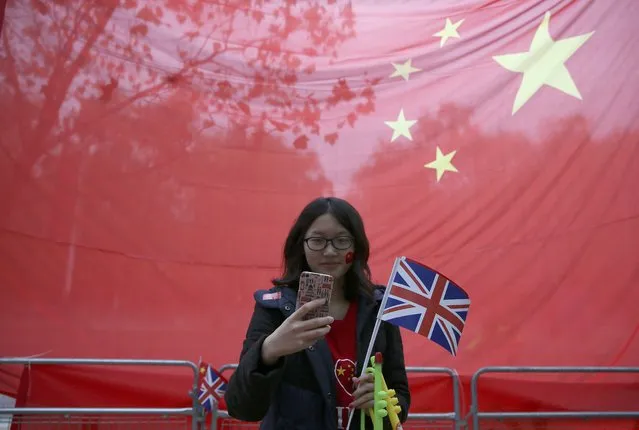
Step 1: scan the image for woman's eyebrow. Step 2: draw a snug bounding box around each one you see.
[307,230,325,236]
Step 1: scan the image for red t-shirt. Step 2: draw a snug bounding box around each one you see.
[325,299,359,412]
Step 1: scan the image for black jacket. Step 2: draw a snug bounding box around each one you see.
[224,285,411,429]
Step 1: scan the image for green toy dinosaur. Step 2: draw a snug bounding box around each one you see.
[361,352,403,430]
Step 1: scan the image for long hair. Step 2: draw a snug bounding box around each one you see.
[272,197,374,301]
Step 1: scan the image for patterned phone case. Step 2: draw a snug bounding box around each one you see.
[295,271,334,320]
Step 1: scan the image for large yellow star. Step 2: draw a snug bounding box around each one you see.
[493,11,594,115]
[434,18,464,47]
[384,109,417,142]
[389,59,421,81]
[337,366,345,376]
[425,147,458,182]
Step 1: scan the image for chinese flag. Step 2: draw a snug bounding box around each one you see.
[1,0,637,427]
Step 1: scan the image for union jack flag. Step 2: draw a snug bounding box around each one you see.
[380,257,471,356]
[198,362,227,412]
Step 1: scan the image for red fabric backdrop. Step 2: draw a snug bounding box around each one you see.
[1,0,638,426]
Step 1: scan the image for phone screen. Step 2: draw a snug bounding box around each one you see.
[295,271,334,320]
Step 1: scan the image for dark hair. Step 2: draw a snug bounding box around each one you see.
[272,197,374,300]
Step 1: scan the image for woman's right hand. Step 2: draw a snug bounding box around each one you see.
[261,298,334,366]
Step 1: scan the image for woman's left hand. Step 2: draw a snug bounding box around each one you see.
[349,372,375,410]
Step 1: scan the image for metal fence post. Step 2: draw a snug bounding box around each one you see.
[210,399,219,430]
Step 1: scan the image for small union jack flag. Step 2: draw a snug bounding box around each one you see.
[198,362,227,412]
[380,257,471,356]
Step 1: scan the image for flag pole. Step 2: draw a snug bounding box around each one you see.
[344,256,401,430]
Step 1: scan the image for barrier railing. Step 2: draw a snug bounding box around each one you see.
[216,364,465,430]
[469,366,639,430]
[0,358,206,430]
[3,359,638,430]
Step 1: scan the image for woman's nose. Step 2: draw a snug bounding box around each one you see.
[323,243,338,255]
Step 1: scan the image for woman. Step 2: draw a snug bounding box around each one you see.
[224,197,410,429]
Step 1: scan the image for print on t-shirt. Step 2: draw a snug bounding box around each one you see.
[334,358,356,398]
[326,300,359,429]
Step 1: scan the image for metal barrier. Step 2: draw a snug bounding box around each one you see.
[0,358,206,430]
[3,359,638,429]
[469,366,639,430]
[216,364,465,430]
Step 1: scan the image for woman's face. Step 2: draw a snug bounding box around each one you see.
[303,213,354,282]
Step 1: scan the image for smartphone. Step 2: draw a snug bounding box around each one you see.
[295,271,334,320]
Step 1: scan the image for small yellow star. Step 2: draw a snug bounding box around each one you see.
[384,109,417,142]
[425,146,458,182]
[434,18,464,47]
[337,367,345,376]
[493,11,594,115]
[389,59,421,81]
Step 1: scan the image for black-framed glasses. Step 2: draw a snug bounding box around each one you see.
[304,236,354,251]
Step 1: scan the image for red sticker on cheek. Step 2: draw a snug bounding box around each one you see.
[345,252,354,264]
